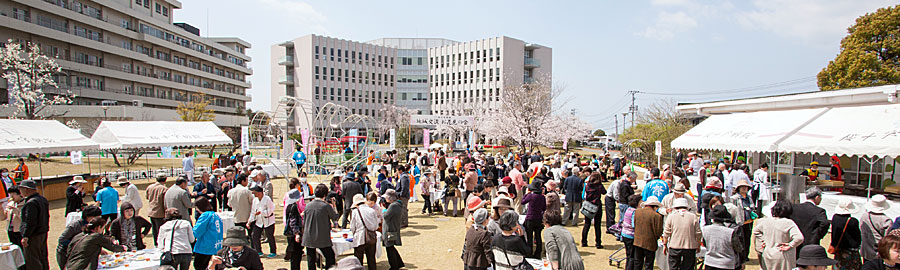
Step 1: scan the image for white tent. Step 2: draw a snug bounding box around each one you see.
[778,104,900,157]
[671,108,828,152]
[0,119,98,155]
[91,121,232,149]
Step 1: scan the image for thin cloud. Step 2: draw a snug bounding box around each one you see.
[736,0,898,45]
[638,11,698,41]
[256,0,328,33]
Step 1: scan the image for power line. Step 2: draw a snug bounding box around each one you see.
[639,76,816,96]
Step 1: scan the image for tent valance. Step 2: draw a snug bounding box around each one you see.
[671,108,828,152]
[0,119,99,155]
[91,121,232,149]
[779,104,900,157]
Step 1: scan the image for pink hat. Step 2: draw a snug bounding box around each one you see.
[466,196,484,211]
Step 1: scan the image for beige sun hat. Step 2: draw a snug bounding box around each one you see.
[866,195,891,214]
[643,196,662,207]
[69,176,87,185]
[834,198,859,215]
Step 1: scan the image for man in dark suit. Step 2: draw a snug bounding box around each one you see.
[790,187,829,257]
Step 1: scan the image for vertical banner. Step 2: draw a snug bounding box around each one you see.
[468,130,475,149]
[349,129,359,151]
[161,147,173,158]
[389,128,396,149]
[70,151,83,165]
[241,126,250,154]
[655,140,662,168]
[563,139,568,151]
[423,129,430,148]
[300,128,310,153]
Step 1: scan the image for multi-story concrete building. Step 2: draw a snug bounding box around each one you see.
[0,0,252,130]
[272,35,551,136]
[272,34,397,134]
[367,38,457,115]
[429,36,551,116]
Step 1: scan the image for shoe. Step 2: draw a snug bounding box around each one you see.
[283,257,290,262]
[581,243,588,247]
[258,252,264,256]
[267,253,277,258]
[596,245,604,249]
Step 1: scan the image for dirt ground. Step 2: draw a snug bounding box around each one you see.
[0,167,830,270]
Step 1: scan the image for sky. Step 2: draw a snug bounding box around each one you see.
[175,0,899,133]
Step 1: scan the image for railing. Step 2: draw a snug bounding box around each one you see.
[277,55,294,65]
[524,57,541,67]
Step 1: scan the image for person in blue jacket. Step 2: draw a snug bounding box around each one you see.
[95,178,119,221]
[642,168,669,203]
[292,147,307,176]
[192,197,223,270]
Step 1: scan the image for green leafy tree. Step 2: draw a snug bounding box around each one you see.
[593,129,606,137]
[620,100,691,164]
[818,5,900,90]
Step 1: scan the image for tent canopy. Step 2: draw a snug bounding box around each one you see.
[671,108,828,152]
[91,121,232,149]
[779,104,900,157]
[0,119,99,155]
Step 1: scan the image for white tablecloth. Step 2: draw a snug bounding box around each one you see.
[654,244,707,270]
[219,211,235,233]
[0,244,24,270]
[330,229,382,258]
[525,258,552,270]
[66,211,81,226]
[98,248,161,270]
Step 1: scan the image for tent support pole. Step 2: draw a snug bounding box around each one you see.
[38,157,43,192]
[863,156,883,199]
[145,151,151,178]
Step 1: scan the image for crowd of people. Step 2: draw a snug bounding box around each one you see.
[3,147,900,270]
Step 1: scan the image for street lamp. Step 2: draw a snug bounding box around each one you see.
[101,106,109,119]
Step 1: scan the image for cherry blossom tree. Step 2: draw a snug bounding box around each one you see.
[1,39,73,119]
[477,75,586,150]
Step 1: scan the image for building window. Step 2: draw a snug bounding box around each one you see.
[162,7,169,16]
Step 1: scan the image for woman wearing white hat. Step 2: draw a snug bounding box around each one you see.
[861,194,893,264]
[831,198,862,270]
[350,194,379,270]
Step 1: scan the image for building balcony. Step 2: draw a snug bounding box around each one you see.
[278,75,295,85]
[278,55,294,66]
[524,57,541,68]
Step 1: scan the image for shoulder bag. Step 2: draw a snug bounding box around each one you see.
[357,208,377,245]
[160,220,179,266]
[828,216,850,254]
[501,243,534,270]
[581,200,599,220]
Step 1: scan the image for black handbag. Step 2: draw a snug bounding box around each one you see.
[160,220,179,266]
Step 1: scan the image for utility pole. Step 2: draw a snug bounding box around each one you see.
[627,90,639,129]
[614,114,618,141]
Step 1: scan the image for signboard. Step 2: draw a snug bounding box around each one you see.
[240,126,250,154]
[468,130,475,149]
[410,115,475,127]
[70,151,83,165]
[655,140,662,156]
[282,135,294,158]
[300,129,310,153]
[563,140,568,150]
[160,146,173,158]
[349,129,358,151]
[389,128,396,149]
[423,129,430,148]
